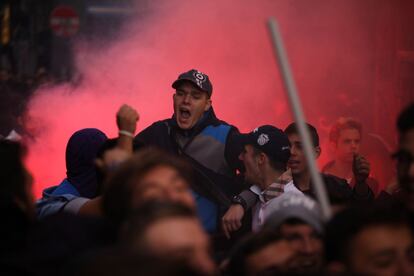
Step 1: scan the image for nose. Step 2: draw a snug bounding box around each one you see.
[351,141,359,150]
[290,146,297,156]
[164,187,191,207]
[183,93,191,103]
[165,188,179,202]
[299,237,317,255]
[238,152,244,161]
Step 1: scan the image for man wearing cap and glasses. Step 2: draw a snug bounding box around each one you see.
[223,125,302,237]
[134,69,243,234]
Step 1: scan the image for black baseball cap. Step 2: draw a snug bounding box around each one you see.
[172,69,213,97]
[238,125,291,164]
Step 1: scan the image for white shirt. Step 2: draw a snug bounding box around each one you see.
[251,181,303,232]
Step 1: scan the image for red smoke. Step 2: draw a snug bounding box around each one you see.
[24,0,412,197]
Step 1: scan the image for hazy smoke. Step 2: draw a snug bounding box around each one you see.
[24,0,410,196]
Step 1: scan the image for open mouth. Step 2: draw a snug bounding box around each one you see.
[179,107,191,119]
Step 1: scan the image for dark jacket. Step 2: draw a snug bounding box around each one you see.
[304,173,374,204]
[322,160,380,197]
[134,108,244,232]
[239,173,375,211]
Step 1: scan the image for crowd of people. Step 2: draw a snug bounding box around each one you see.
[0,68,413,275]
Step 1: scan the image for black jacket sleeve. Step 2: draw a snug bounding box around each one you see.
[224,127,244,172]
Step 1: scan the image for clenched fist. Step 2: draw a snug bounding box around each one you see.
[353,154,370,183]
[117,104,139,134]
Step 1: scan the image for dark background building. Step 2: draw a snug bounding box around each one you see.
[0,0,135,135]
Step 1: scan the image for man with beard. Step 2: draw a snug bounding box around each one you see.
[134,69,243,234]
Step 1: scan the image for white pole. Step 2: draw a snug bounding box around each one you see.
[267,18,332,220]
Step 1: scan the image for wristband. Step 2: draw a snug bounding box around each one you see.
[119,130,134,138]
[232,195,247,211]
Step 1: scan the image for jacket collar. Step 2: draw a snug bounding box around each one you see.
[170,107,219,137]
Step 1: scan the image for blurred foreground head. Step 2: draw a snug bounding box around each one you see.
[102,148,195,224]
[0,139,34,256]
[120,201,216,276]
[0,139,34,218]
[395,103,414,206]
[325,202,414,276]
[227,230,297,276]
[77,249,205,276]
[263,193,325,274]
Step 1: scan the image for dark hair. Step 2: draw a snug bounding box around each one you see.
[284,122,320,147]
[102,147,193,224]
[280,217,309,227]
[76,246,203,276]
[251,146,287,172]
[120,201,196,248]
[328,117,362,144]
[324,202,411,264]
[397,102,414,138]
[227,230,284,276]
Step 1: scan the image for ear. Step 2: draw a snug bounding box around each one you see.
[315,146,321,159]
[204,98,212,111]
[258,152,267,165]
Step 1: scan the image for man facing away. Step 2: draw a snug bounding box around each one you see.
[222,125,302,236]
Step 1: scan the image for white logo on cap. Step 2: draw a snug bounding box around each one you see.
[193,71,207,88]
[257,134,269,146]
[281,195,316,210]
